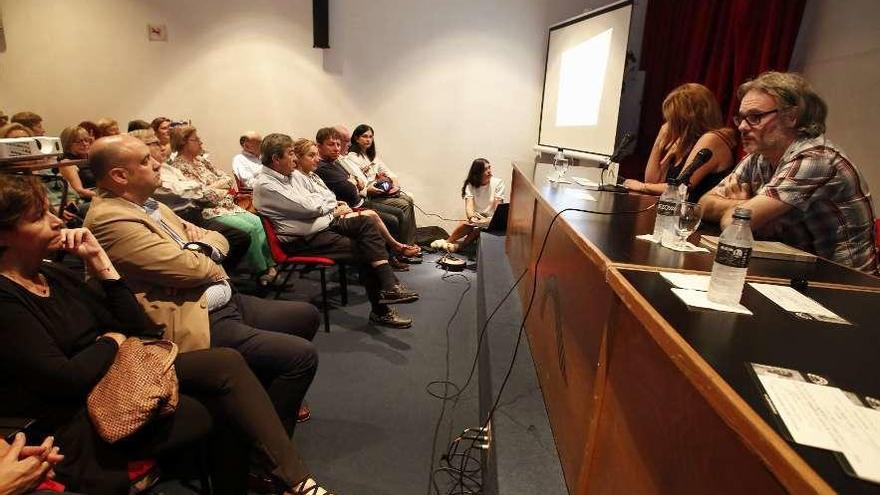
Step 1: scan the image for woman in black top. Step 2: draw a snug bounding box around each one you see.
[0,175,332,495]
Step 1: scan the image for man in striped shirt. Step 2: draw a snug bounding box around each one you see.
[700,72,877,273]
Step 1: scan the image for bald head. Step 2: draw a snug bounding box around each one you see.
[333,125,351,154]
[240,131,262,155]
[91,134,162,203]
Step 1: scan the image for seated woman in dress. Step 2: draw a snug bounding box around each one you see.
[168,125,277,284]
[0,175,333,495]
[622,83,738,203]
[345,124,417,247]
[443,158,505,251]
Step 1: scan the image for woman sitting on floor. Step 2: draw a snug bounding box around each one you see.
[442,158,505,252]
[622,83,738,202]
[0,175,333,495]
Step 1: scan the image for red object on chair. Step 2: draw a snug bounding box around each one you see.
[259,214,347,332]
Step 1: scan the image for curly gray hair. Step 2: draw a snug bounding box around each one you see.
[738,71,827,138]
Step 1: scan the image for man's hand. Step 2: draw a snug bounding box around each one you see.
[725,180,752,200]
[0,433,55,495]
[182,222,208,242]
[334,203,353,217]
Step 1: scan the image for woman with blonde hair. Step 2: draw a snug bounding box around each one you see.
[168,125,277,284]
[95,117,120,137]
[623,83,738,202]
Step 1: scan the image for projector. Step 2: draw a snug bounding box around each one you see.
[0,137,63,160]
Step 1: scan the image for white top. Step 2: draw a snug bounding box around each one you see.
[464,176,505,216]
[344,152,398,196]
[231,151,263,189]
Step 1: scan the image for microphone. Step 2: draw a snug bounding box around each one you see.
[608,132,635,164]
[677,148,713,186]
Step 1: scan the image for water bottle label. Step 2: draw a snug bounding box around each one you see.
[715,243,752,268]
[657,200,677,216]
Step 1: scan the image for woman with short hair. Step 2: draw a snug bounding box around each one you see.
[168,125,277,283]
[623,83,738,202]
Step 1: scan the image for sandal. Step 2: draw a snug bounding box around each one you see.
[289,478,334,495]
[394,243,421,257]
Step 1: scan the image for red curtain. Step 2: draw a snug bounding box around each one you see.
[620,0,806,179]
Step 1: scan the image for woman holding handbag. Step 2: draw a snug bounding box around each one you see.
[0,175,333,494]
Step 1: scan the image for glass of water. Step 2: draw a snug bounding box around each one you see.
[671,201,703,249]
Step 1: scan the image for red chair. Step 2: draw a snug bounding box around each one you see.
[259,215,347,333]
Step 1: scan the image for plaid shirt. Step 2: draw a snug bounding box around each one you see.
[712,136,877,273]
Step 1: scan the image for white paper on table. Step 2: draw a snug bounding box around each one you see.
[564,189,596,201]
[664,241,710,253]
[572,177,599,189]
[660,272,711,292]
[756,372,880,483]
[671,288,753,315]
[546,175,572,184]
[636,234,658,243]
[749,283,850,325]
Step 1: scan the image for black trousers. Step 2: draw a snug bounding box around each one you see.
[54,349,309,495]
[365,192,416,245]
[281,215,391,313]
[208,293,320,434]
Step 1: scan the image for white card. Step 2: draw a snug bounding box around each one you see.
[749,283,850,325]
[661,272,711,292]
[671,288,753,315]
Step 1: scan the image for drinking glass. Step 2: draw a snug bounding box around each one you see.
[672,201,703,248]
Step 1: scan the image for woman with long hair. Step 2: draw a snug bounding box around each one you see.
[0,175,333,494]
[168,125,277,283]
[443,158,505,251]
[623,83,738,202]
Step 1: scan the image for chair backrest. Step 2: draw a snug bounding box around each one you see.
[258,214,290,264]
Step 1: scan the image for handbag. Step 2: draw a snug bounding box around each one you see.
[87,338,179,443]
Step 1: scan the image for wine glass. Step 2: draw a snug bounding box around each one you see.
[671,202,703,249]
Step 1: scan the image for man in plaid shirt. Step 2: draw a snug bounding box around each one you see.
[700,72,877,273]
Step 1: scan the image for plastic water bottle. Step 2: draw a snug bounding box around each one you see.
[552,149,568,180]
[652,178,681,244]
[707,207,754,305]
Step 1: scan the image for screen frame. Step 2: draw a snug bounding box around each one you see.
[537,0,635,157]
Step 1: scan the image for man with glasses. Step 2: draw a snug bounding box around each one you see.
[700,71,877,273]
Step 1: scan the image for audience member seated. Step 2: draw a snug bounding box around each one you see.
[127,119,151,132]
[444,158,505,251]
[0,174,332,494]
[0,433,64,495]
[254,134,419,328]
[700,71,878,273]
[623,83,738,202]
[84,134,321,436]
[168,125,277,283]
[95,118,120,138]
[129,129,251,273]
[345,124,418,247]
[0,110,7,127]
[11,112,44,136]
[59,126,97,202]
[0,123,32,140]
[150,117,173,159]
[78,121,99,141]
[232,131,264,189]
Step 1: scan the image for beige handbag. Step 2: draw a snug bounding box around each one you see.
[87,338,179,443]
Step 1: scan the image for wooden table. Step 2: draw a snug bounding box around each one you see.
[505,161,880,494]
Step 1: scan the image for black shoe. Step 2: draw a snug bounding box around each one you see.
[389,256,410,272]
[378,284,419,304]
[370,308,413,328]
[399,254,422,264]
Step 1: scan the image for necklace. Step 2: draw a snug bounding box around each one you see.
[1,272,50,297]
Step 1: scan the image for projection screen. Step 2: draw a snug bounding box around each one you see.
[538,1,633,156]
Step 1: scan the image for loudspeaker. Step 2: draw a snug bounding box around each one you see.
[313,0,329,49]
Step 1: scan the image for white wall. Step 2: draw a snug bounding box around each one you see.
[0,0,588,228]
[789,0,880,197]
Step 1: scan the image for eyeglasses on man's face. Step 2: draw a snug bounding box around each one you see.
[733,108,779,127]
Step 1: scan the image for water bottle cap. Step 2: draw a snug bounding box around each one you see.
[733,207,752,220]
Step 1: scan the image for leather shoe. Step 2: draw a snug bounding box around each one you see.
[388,256,410,272]
[369,308,413,328]
[378,284,419,304]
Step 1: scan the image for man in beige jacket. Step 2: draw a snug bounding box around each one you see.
[84,134,320,431]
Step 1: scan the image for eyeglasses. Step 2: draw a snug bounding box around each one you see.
[733,109,779,127]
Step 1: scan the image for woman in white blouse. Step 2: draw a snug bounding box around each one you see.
[445,158,505,251]
[345,124,417,248]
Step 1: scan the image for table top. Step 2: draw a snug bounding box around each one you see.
[517,162,880,289]
[620,268,880,494]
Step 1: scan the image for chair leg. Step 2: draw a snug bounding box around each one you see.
[274,266,296,299]
[338,263,348,306]
[320,267,330,333]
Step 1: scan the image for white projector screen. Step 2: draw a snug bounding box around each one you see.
[538,2,633,156]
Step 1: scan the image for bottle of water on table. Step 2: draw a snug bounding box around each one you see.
[652,178,682,244]
[707,207,754,305]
